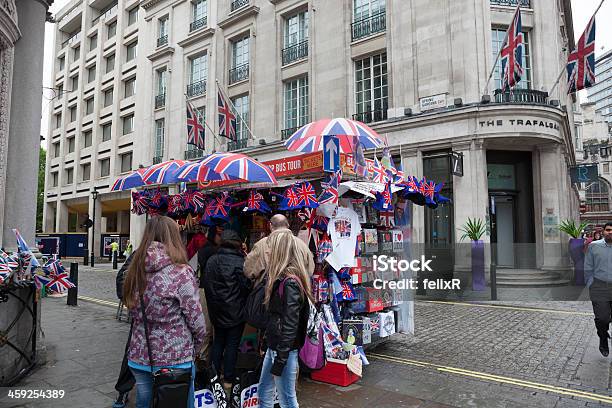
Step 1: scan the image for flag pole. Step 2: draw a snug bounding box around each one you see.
[215,79,257,141]
[483,3,521,96]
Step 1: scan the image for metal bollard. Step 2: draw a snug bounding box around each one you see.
[67,262,78,306]
[112,252,118,269]
[83,248,88,266]
[490,244,497,301]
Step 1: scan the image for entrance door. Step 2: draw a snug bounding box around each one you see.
[493,196,515,267]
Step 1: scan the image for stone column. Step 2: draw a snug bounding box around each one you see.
[2,0,49,250]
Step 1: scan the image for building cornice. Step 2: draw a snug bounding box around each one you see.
[177,27,215,48]
[140,0,165,10]
[147,45,174,61]
[0,0,20,46]
[218,5,260,29]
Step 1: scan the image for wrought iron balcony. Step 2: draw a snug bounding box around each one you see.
[190,16,207,32]
[351,12,386,41]
[184,148,205,160]
[489,0,530,7]
[155,94,166,109]
[352,109,387,124]
[187,80,206,97]
[152,156,163,164]
[227,139,248,151]
[157,35,168,47]
[282,41,308,66]
[229,63,249,84]
[231,0,249,12]
[493,89,548,104]
[281,127,299,140]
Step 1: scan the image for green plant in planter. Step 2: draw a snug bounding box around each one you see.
[459,217,487,242]
[558,219,588,239]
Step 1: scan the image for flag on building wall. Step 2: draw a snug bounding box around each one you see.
[186,101,206,150]
[567,16,596,93]
[217,89,237,141]
[500,5,524,91]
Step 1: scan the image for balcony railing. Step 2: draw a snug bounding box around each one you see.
[184,148,205,160]
[155,94,166,109]
[228,139,248,151]
[229,63,249,84]
[62,31,81,47]
[231,0,249,12]
[282,41,308,66]
[190,16,207,32]
[493,89,548,104]
[187,80,206,97]
[152,156,163,164]
[157,35,168,48]
[352,109,387,124]
[351,12,386,41]
[92,1,118,24]
[281,127,299,140]
[489,0,530,7]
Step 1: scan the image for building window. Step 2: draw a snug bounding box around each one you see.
[55,113,62,129]
[70,106,77,122]
[188,54,207,96]
[58,56,65,71]
[230,36,249,84]
[89,33,97,51]
[155,119,165,159]
[81,163,91,181]
[51,172,58,187]
[126,41,137,62]
[57,84,63,99]
[128,6,139,26]
[586,179,610,212]
[107,21,117,39]
[106,53,115,73]
[491,28,531,90]
[191,0,208,31]
[354,52,388,123]
[124,77,136,97]
[83,130,92,147]
[102,123,112,141]
[85,97,94,115]
[120,152,133,173]
[283,11,308,65]
[352,0,386,40]
[67,136,75,153]
[283,77,309,136]
[123,114,134,135]
[99,158,110,177]
[104,88,114,107]
[65,168,74,185]
[423,152,454,246]
[604,163,610,174]
[158,16,168,47]
[52,141,60,157]
[73,45,80,61]
[156,68,167,96]
[354,0,385,22]
[231,95,249,141]
[71,75,79,91]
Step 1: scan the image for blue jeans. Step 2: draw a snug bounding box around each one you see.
[129,363,195,408]
[258,349,299,408]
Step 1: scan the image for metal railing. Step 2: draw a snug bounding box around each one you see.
[190,16,207,32]
[92,1,118,24]
[184,148,205,160]
[281,127,299,140]
[352,109,387,124]
[228,139,248,151]
[187,80,206,97]
[155,94,166,109]
[62,31,81,47]
[231,0,249,12]
[351,12,386,41]
[493,89,548,104]
[282,41,308,66]
[489,0,530,7]
[152,156,163,164]
[157,35,168,47]
[229,63,249,84]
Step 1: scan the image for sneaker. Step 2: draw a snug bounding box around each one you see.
[112,393,129,408]
[599,335,609,357]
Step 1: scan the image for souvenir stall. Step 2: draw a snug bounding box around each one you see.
[115,119,450,391]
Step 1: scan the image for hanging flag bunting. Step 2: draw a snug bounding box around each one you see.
[211,192,232,222]
[186,101,206,150]
[244,191,271,214]
[567,16,596,93]
[217,89,237,141]
[371,157,388,184]
[294,182,320,209]
[500,4,524,91]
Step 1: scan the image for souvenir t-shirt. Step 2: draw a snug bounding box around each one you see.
[326,207,362,271]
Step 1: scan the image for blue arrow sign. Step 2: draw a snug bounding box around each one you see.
[323,135,339,173]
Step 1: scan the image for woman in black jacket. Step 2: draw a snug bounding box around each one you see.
[204,229,251,386]
[259,230,313,408]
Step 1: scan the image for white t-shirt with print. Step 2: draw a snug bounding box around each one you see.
[326,206,362,271]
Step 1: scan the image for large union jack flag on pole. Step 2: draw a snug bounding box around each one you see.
[217,89,236,141]
[186,101,206,150]
[567,16,596,93]
[500,5,524,91]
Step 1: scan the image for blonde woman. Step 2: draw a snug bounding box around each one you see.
[258,230,314,408]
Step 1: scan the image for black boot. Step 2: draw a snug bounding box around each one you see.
[598,332,609,357]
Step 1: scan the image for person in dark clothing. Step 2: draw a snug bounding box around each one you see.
[204,229,251,387]
[113,253,135,408]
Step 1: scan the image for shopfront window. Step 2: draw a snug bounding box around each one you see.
[423,152,454,247]
[586,178,610,212]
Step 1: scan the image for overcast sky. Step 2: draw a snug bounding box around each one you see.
[39,0,612,142]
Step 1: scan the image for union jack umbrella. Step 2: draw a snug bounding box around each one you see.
[200,153,277,183]
[187,100,206,150]
[380,210,395,228]
[371,157,388,184]
[244,191,271,214]
[567,16,596,93]
[295,182,319,209]
[46,272,75,293]
[111,168,147,191]
[284,118,386,153]
[174,159,236,183]
[142,160,188,185]
[500,4,524,91]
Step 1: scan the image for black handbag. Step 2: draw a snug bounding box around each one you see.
[140,294,193,408]
[244,277,268,329]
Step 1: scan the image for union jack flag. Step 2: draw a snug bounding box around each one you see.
[381,147,396,178]
[339,282,355,301]
[295,182,319,208]
[373,180,393,211]
[190,191,207,213]
[43,259,65,276]
[380,210,395,228]
[13,229,40,269]
[370,316,380,332]
[245,191,271,213]
[212,193,231,219]
[421,179,436,200]
[131,191,150,215]
[283,187,300,209]
[567,16,596,93]
[334,219,351,237]
[371,157,388,184]
[46,272,75,293]
[186,101,206,150]
[34,273,53,289]
[217,89,236,141]
[319,171,341,205]
[406,176,419,193]
[394,162,405,183]
[500,5,524,91]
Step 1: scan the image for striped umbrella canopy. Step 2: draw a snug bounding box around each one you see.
[142,160,188,185]
[284,118,386,153]
[200,153,277,184]
[173,159,238,183]
[111,168,147,191]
